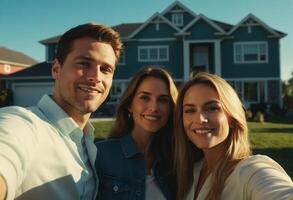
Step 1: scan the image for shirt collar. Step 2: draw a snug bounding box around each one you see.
[119,133,141,158]
[37,94,94,137]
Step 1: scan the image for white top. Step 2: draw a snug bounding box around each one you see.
[0,94,98,200]
[145,170,166,200]
[186,155,293,200]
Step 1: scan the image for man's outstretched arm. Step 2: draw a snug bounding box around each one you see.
[0,175,7,200]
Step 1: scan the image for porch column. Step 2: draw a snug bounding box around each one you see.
[214,40,221,76]
[183,41,189,81]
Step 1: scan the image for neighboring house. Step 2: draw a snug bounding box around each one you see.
[0,47,38,106]
[3,1,286,114]
[0,46,37,75]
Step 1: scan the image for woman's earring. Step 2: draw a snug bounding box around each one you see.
[128,112,132,119]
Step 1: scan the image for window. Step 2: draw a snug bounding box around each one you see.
[138,46,169,62]
[234,42,268,63]
[109,81,128,103]
[118,51,125,65]
[172,13,183,26]
[3,64,11,73]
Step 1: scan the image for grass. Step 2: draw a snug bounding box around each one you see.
[93,120,293,178]
[249,121,293,178]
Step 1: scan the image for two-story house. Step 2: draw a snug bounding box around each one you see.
[3,1,286,115]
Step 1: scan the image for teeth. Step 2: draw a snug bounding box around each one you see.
[143,115,159,121]
[194,129,213,135]
[79,86,98,93]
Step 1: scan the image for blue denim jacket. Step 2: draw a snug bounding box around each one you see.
[95,133,175,200]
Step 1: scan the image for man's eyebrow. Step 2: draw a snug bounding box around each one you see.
[74,56,94,61]
[73,56,115,70]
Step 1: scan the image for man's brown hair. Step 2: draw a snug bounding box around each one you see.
[56,23,122,65]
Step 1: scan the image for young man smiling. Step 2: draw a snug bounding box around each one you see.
[0,23,122,200]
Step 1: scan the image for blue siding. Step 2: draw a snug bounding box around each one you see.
[115,40,184,79]
[221,26,280,78]
[232,26,273,41]
[133,23,177,39]
[47,44,57,62]
[185,19,219,40]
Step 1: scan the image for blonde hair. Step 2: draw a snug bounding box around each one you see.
[174,72,251,200]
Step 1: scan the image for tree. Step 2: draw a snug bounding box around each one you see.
[284,70,293,97]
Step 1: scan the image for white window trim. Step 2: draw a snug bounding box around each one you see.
[233,41,268,64]
[172,13,184,26]
[138,46,169,62]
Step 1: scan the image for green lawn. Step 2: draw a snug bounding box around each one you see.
[93,120,293,178]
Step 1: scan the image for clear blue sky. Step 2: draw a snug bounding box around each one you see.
[1,0,292,80]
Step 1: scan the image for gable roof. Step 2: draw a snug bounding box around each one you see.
[112,23,142,38]
[178,14,227,35]
[2,62,52,80]
[160,0,197,18]
[228,13,286,37]
[0,47,38,66]
[127,12,182,39]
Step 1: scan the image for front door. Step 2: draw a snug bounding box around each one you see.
[189,43,214,77]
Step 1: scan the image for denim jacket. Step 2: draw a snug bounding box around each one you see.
[95,133,175,200]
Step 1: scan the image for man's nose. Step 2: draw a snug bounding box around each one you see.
[87,66,102,83]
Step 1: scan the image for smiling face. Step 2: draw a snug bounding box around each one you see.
[182,83,230,151]
[52,37,116,120]
[129,77,171,135]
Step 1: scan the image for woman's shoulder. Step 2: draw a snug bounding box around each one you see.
[233,154,291,182]
[237,155,284,171]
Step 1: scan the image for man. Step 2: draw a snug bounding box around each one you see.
[0,23,122,200]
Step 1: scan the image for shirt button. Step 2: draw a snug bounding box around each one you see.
[113,185,119,192]
[136,190,142,196]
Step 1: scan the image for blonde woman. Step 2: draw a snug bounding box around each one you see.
[174,72,293,200]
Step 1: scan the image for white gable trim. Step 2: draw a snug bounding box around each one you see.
[228,14,282,37]
[128,13,181,39]
[160,1,197,18]
[179,14,226,35]
[0,60,31,67]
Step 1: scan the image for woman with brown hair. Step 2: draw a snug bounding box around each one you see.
[174,72,293,200]
[95,67,178,200]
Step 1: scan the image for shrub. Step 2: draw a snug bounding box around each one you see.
[254,111,265,123]
[246,110,253,121]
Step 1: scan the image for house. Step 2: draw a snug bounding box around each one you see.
[0,47,38,106]
[0,46,37,76]
[3,1,286,115]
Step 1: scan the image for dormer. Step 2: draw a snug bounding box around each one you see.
[161,1,197,29]
[228,14,286,38]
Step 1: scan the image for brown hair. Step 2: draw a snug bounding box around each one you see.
[174,72,251,200]
[110,66,178,188]
[56,23,122,65]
